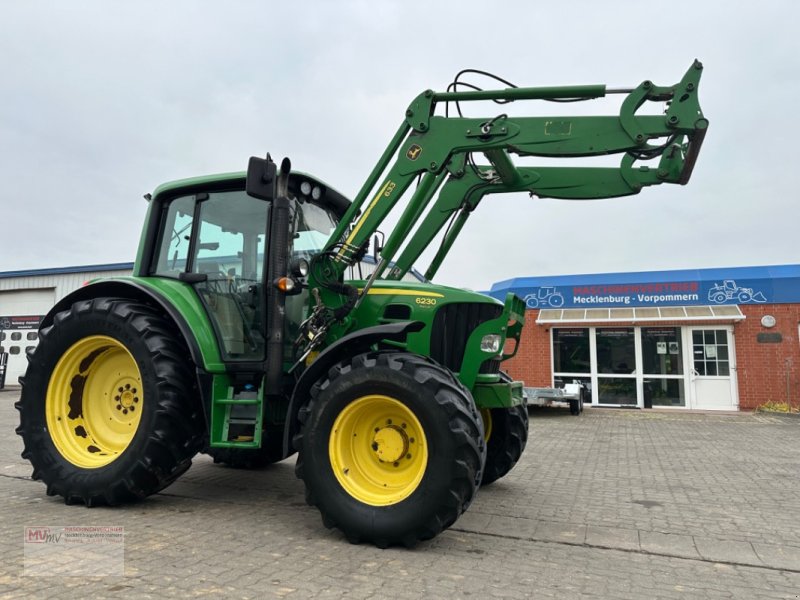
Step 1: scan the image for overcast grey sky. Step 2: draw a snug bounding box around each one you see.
[1,1,797,290]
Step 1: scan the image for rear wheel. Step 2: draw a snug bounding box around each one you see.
[479,405,529,486]
[15,298,203,506]
[295,352,485,548]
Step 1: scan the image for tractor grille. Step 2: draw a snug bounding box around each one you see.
[479,359,502,375]
[430,303,503,373]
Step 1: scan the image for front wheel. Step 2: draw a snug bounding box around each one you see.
[479,405,529,485]
[295,352,485,548]
[16,298,203,506]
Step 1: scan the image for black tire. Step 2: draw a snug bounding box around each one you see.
[206,425,289,468]
[570,399,580,415]
[15,298,203,506]
[294,352,485,548]
[480,405,529,486]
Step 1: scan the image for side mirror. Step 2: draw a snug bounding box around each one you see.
[246,154,278,200]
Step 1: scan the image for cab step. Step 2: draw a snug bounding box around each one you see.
[209,380,264,448]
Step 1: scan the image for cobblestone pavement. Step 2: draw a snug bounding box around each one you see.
[1,387,799,599]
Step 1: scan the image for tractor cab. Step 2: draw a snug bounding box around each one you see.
[144,172,350,365]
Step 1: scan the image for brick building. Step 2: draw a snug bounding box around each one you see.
[490,265,800,411]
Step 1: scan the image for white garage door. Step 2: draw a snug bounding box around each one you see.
[0,289,55,387]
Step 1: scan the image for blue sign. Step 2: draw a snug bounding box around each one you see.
[490,265,800,308]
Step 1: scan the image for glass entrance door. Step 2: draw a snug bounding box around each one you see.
[595,328,637,406]
[641,327,685,407]
[689,327,737,410]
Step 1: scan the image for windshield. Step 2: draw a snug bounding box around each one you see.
[293,200,337,260]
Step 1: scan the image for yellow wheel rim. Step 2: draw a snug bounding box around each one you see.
[480,408,493,443]
[329,395,428,506]
[45,335,143,468]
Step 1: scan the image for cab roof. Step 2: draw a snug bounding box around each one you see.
[150,170,352,218]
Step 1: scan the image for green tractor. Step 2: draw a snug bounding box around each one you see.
[16,62,707,547]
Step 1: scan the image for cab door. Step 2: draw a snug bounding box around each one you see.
[153,190,270,363]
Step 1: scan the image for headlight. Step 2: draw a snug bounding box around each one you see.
[290,257,309,278]
[480,334,501,354]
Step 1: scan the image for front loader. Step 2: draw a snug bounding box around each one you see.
[16,62,707,547]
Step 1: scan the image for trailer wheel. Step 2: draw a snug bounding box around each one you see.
[15,298,203,506]
[479,405,529,486]
[295,352,485,548]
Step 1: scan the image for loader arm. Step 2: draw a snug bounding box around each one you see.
[325,61,706,287]
[386,146,692,281]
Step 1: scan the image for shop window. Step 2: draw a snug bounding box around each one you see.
[554,375,592,403]
[644,379,686,407]
[11,332,22,341]
[27,332,38,341]
[553,328,592,403]
[0,332,5,341]
[642,328,683,375]
[553,328,590,373]
[596,328,635,374]
[598,378,637,405]
[9,346,20,355]
[0,346,4,354]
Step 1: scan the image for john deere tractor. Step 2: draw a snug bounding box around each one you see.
[16,62,707,547]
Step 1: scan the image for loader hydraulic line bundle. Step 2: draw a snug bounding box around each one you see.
[16,62,707,547]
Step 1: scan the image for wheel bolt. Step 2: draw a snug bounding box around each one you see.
[371,442,378,451]
[125,383,131,390]
[129,406,135,412]
[393,462,399,467]
[122,409,128,415]
[114,395,120,401]
[134,397,139,403]
[406,454,411,459]
[401,423,407,429]
[387,419,392,425]
[410,438,415,443]
[116,404,122,410]
[118,387,123,393]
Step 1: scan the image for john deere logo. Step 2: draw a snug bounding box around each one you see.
[406,144,422,161]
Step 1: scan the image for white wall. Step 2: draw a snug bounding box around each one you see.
[0,268,132,386]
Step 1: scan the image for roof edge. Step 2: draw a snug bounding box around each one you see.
[0,262,135,279]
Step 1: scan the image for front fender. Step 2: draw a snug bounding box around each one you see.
[282,321,425,457]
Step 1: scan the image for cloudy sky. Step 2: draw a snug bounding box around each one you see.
[1,1,797,290]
